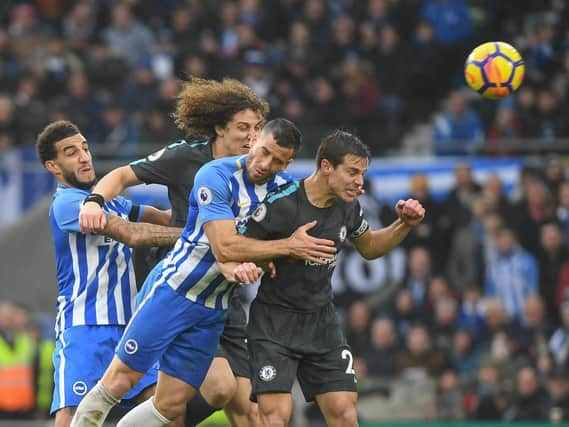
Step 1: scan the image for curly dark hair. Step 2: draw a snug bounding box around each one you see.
[173,77,269,139]
[36,120,81,164]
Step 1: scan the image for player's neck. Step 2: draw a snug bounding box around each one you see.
[304,173,336,208]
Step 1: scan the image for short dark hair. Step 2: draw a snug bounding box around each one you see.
[261,118,302,152]
[315,130,371,169]
[36,120,81,164]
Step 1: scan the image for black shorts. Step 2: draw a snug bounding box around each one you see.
[247,300,357,402]
[215,288,250,378]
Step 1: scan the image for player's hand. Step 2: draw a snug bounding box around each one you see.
[233,262,263,284]
[260,261,277,278]
[287,220,336,264]
[395,199,425,227]
[79,201,107,233]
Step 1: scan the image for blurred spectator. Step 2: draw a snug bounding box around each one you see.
[449,329,481,380]
[446,194,492,293]
[537,221,569,325]
[390,288,428,340]
[444,162,482,231]
[504,365,551,421]
[398,323,447,377]
[557,181,569,242]
[458,286,486,338]
[0,302,37,419]
[517,295,553,358]
[515,86,540,138]
[344,301,371,357]
[7,3,50,57]
[102,3,155,66]
[547,367,569,423]
[93,102,139,159]
[421,0,472,46]
[435,369,464,420]
[485,227,539,321]
[468,362,507,420]
[533,89,567,140]
[482,174,513,219]
[403,246,432,307]
[363,317,400,378]
[512,179,555,256]
[62,0,98,52]
[544,156,566,205]
[139,109,182,149]
[549,301,569,370]
[433,91,484,155]
[430,297,458,354]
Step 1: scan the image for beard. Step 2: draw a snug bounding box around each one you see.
[62,169,96,190]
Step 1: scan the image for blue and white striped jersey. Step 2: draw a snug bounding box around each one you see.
[156,155,291,310]
[49,184,144,336]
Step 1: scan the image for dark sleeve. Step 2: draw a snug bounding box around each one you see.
[348,200,370,239]
[129,144,188,186]
[242,198,295,240]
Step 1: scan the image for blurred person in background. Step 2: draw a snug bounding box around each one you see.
[484,227,539,321]
[363,317,400,379]
[0,302,37,420]
[35,120,182,427]
[79,77,269,427]
[547,367,569,422]
[537,221,569,326]
[435,369,464,420]
[344,301,371,358]
[504,365,550,421]
[433,91,484,155]
[397,323,447,378]
[549,301,569,371]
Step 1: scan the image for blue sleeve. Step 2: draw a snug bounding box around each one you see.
[112,195,144,221]
[193,164,235,224]
[52,191,83,233]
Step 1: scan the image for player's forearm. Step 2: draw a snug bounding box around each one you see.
[214,235,290,263]
[104,215,182,247]
[358,219,412,259]
[140,206,171,226]
[92,166,141,201]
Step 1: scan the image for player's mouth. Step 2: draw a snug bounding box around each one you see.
[345,189,358,197]
[79,167,92,174]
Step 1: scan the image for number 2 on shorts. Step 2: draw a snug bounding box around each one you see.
[341,349,355,374]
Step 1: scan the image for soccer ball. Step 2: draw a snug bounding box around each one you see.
[464,41,525,99]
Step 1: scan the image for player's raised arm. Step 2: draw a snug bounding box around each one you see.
[80,165,141,233]
[351,198,425,259]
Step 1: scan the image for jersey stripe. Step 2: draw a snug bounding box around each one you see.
[50,187,138,336]
[267,181,299,204]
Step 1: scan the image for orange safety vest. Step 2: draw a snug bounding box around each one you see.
[0,333,36,412]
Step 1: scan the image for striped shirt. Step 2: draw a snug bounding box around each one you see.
[49,184,144,336]
[155,155,291,310]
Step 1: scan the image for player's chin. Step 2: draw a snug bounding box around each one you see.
[342,190,359,202]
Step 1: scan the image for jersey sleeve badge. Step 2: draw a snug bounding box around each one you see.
[252,203,267,222]
[198,187,213,205]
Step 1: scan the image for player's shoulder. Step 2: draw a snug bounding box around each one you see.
[140,139,211,162]
[265,180,301,206]
[201,154,243,174]
[52,186,88,206]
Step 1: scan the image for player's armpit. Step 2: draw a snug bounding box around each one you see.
[102,215,182,248]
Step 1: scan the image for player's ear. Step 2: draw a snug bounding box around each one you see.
[321,159,332,175]
[44,160,61,175]
[214,124,224,138]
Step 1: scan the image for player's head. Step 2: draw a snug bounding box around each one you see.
[173,77,269,157]
[246,118,302,184]
[36,120,95,190]
[315,130,370,202]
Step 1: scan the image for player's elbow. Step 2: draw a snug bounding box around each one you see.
[211,244,232,263]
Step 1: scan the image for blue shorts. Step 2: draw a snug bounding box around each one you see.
[135,259,163,307]
[117,282,227,389]
[51,325,158,414]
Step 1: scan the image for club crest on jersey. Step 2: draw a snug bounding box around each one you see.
[72,381,88,396]
[252,203,267,222]
[339,225,347,242]
[198,187,213,205]
[259,365,277,381]
[124,339,138,355]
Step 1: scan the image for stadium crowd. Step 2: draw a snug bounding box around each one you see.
[3,0,569,424]
[0,0,568,157]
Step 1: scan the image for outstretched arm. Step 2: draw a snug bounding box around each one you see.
[103,215,182,248]
[351,199,425,260]
[80,166,141,232]
[204,219,336,264]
